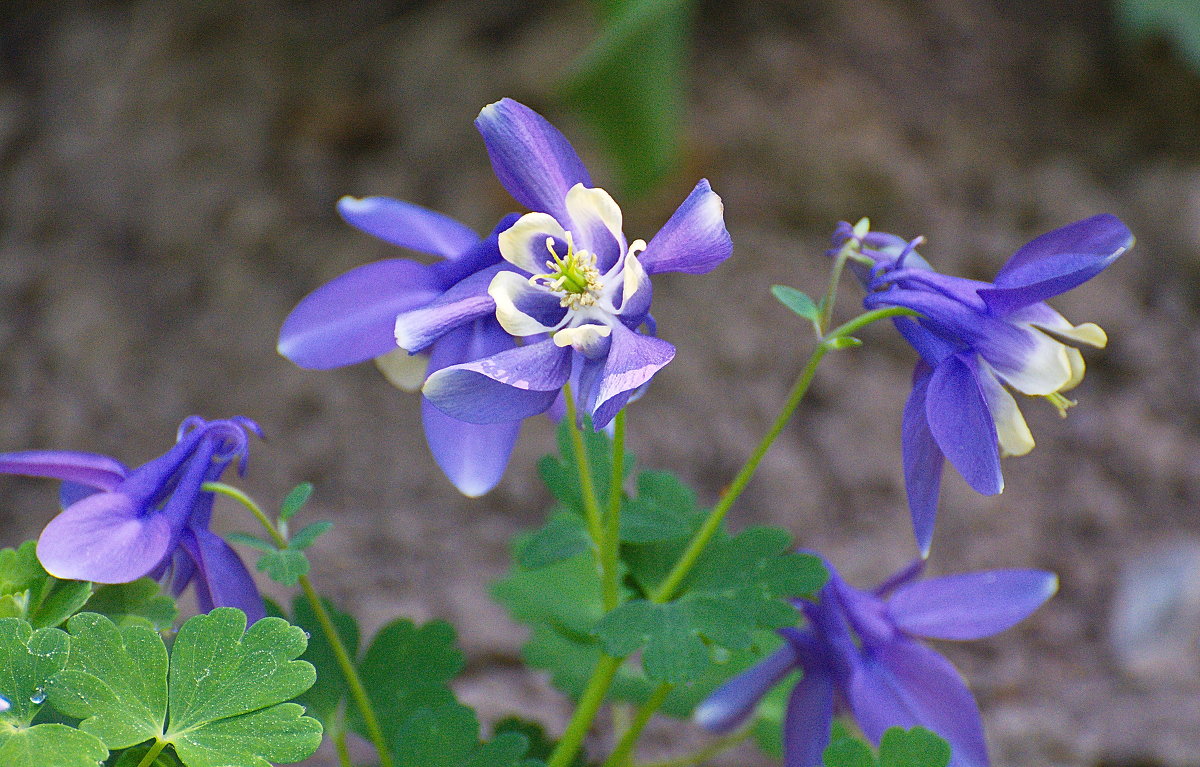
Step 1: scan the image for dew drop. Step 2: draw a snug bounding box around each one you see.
[29,685,46,705]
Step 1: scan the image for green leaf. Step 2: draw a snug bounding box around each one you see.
[516,513,592,569]
[352,618,465,746]
[47,613,167,748]
[824,735,877,767]
[878,727,951,767]
[561,0,693,196]
[464,732,532,767]
[593,601,710,683]
[164,608,321,766]
[618,471,700,544]
[0,541,93,628]
[493,718,585,767]
[83,579,177,631]
[538,418,634,518]
[288,521,333,551]
[393,702,479,767]
[772,284,821,322]
[0,617,106,767]
[225,533,277,554]
[256,549,310,587]
[1117,0,1200,70]
[279,482,314,521]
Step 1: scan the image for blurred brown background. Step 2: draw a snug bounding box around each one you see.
[2,1,1199,765]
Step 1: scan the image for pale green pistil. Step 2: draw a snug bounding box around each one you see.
[531,231,603,310]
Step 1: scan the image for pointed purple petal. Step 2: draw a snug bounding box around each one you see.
[888,570,1058,640]
[0,450,129,491]
[575,323,674,429]
[695,643,800,734]
[395,262,509,352]
[422,339,570,424]
[902,362,945,557]
[846,638,990,767]
[336,196,480,257]
[980,214,1133,314]
[278,258,442,368]
[422,322,522,496]
[639,180,733,275]
[181,527,266,623]
[476,99,590,222]
[36,492,170,583]
[782,666,835,767]
[925,355,1003,497]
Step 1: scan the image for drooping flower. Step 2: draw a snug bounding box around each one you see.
[421,98,733,430]
[277,195,523,497]
[841,215,1133,553]
[695,557,1058,767]
[0,416,265,622]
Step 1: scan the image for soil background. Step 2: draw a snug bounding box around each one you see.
[2,1,1200,765]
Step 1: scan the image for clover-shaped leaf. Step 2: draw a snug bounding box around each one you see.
[44,609,320,767]
[822,727,951,767]
[0,541,92,629]
[0,617,108,767]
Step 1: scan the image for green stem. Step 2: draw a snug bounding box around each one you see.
[334,729,353,767]
[635,728,754,767]
[545,654,624,767]
[601,682,672,767]
[134,739,169,767]
[649,305,916,605]
[602,409,627,611]
[205,482,395,767]
[562,384,607,554]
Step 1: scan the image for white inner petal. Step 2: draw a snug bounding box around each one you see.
[553,323,611,354]
[977,359,1036,457]
[499,212,567,274]
[565,184,624,245]
[374,348,428,392]
[488,270,565,336]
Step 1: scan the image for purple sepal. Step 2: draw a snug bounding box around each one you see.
[901,362,944,557]
[888,570,1058,640]
[475,98,591,224]
[0,450,129,492]
[423,339,571,424]
[181,527,266,624]
[639,180,733,275]
[980,214,1133,315]
[574,324,674,429]
[277,258,442,368]
[925,355,1002,497]
[422,321,521,496]
[694,643,800,734]
[336,195,481,257]
[394,263,509,353]
[36,491,173,583]
[782,666,835,767]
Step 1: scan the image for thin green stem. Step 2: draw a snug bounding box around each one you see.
[134,739,169,767]
[334,730,353,767]
[205,482,395,767]
[602,409,627,611]
[545,654,624,767]
[600,682,672,767]
[635,728,754,767]
[649,305,917,605]
[562,384,606,552]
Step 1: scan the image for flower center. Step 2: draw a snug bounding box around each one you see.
[530,231,603,310]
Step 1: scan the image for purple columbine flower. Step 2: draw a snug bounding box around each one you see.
[842,215,1133,554]
[277,195,523,497]
[695,557,1058,767]
[421,98,733,430]
[0,416,265,622]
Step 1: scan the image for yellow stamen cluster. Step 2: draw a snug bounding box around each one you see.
[530,231,603,310]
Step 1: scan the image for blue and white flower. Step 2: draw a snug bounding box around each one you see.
[843,215,1133,553]
[422,98,733,429]
[695,556,1058,767]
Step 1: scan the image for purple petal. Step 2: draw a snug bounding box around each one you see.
[980,214,1132,315]
[782,665,835,767]
[0,450,129,491]
[846,638,990,767]
[422,321,522,496]
[639,180,733,275]
[278,258,441,368]
[180,527,266,623]
[36,492,170,583]
[888,570,1058,640]
[336,196,480,257]
[891,316,957,367]
[925,355,1002,497]
[476,99,591,223]
[575,323,674,429]
[395,263,509,353]
[694,643,800,734]
[901,362,945,557]
[422,338,570,424]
